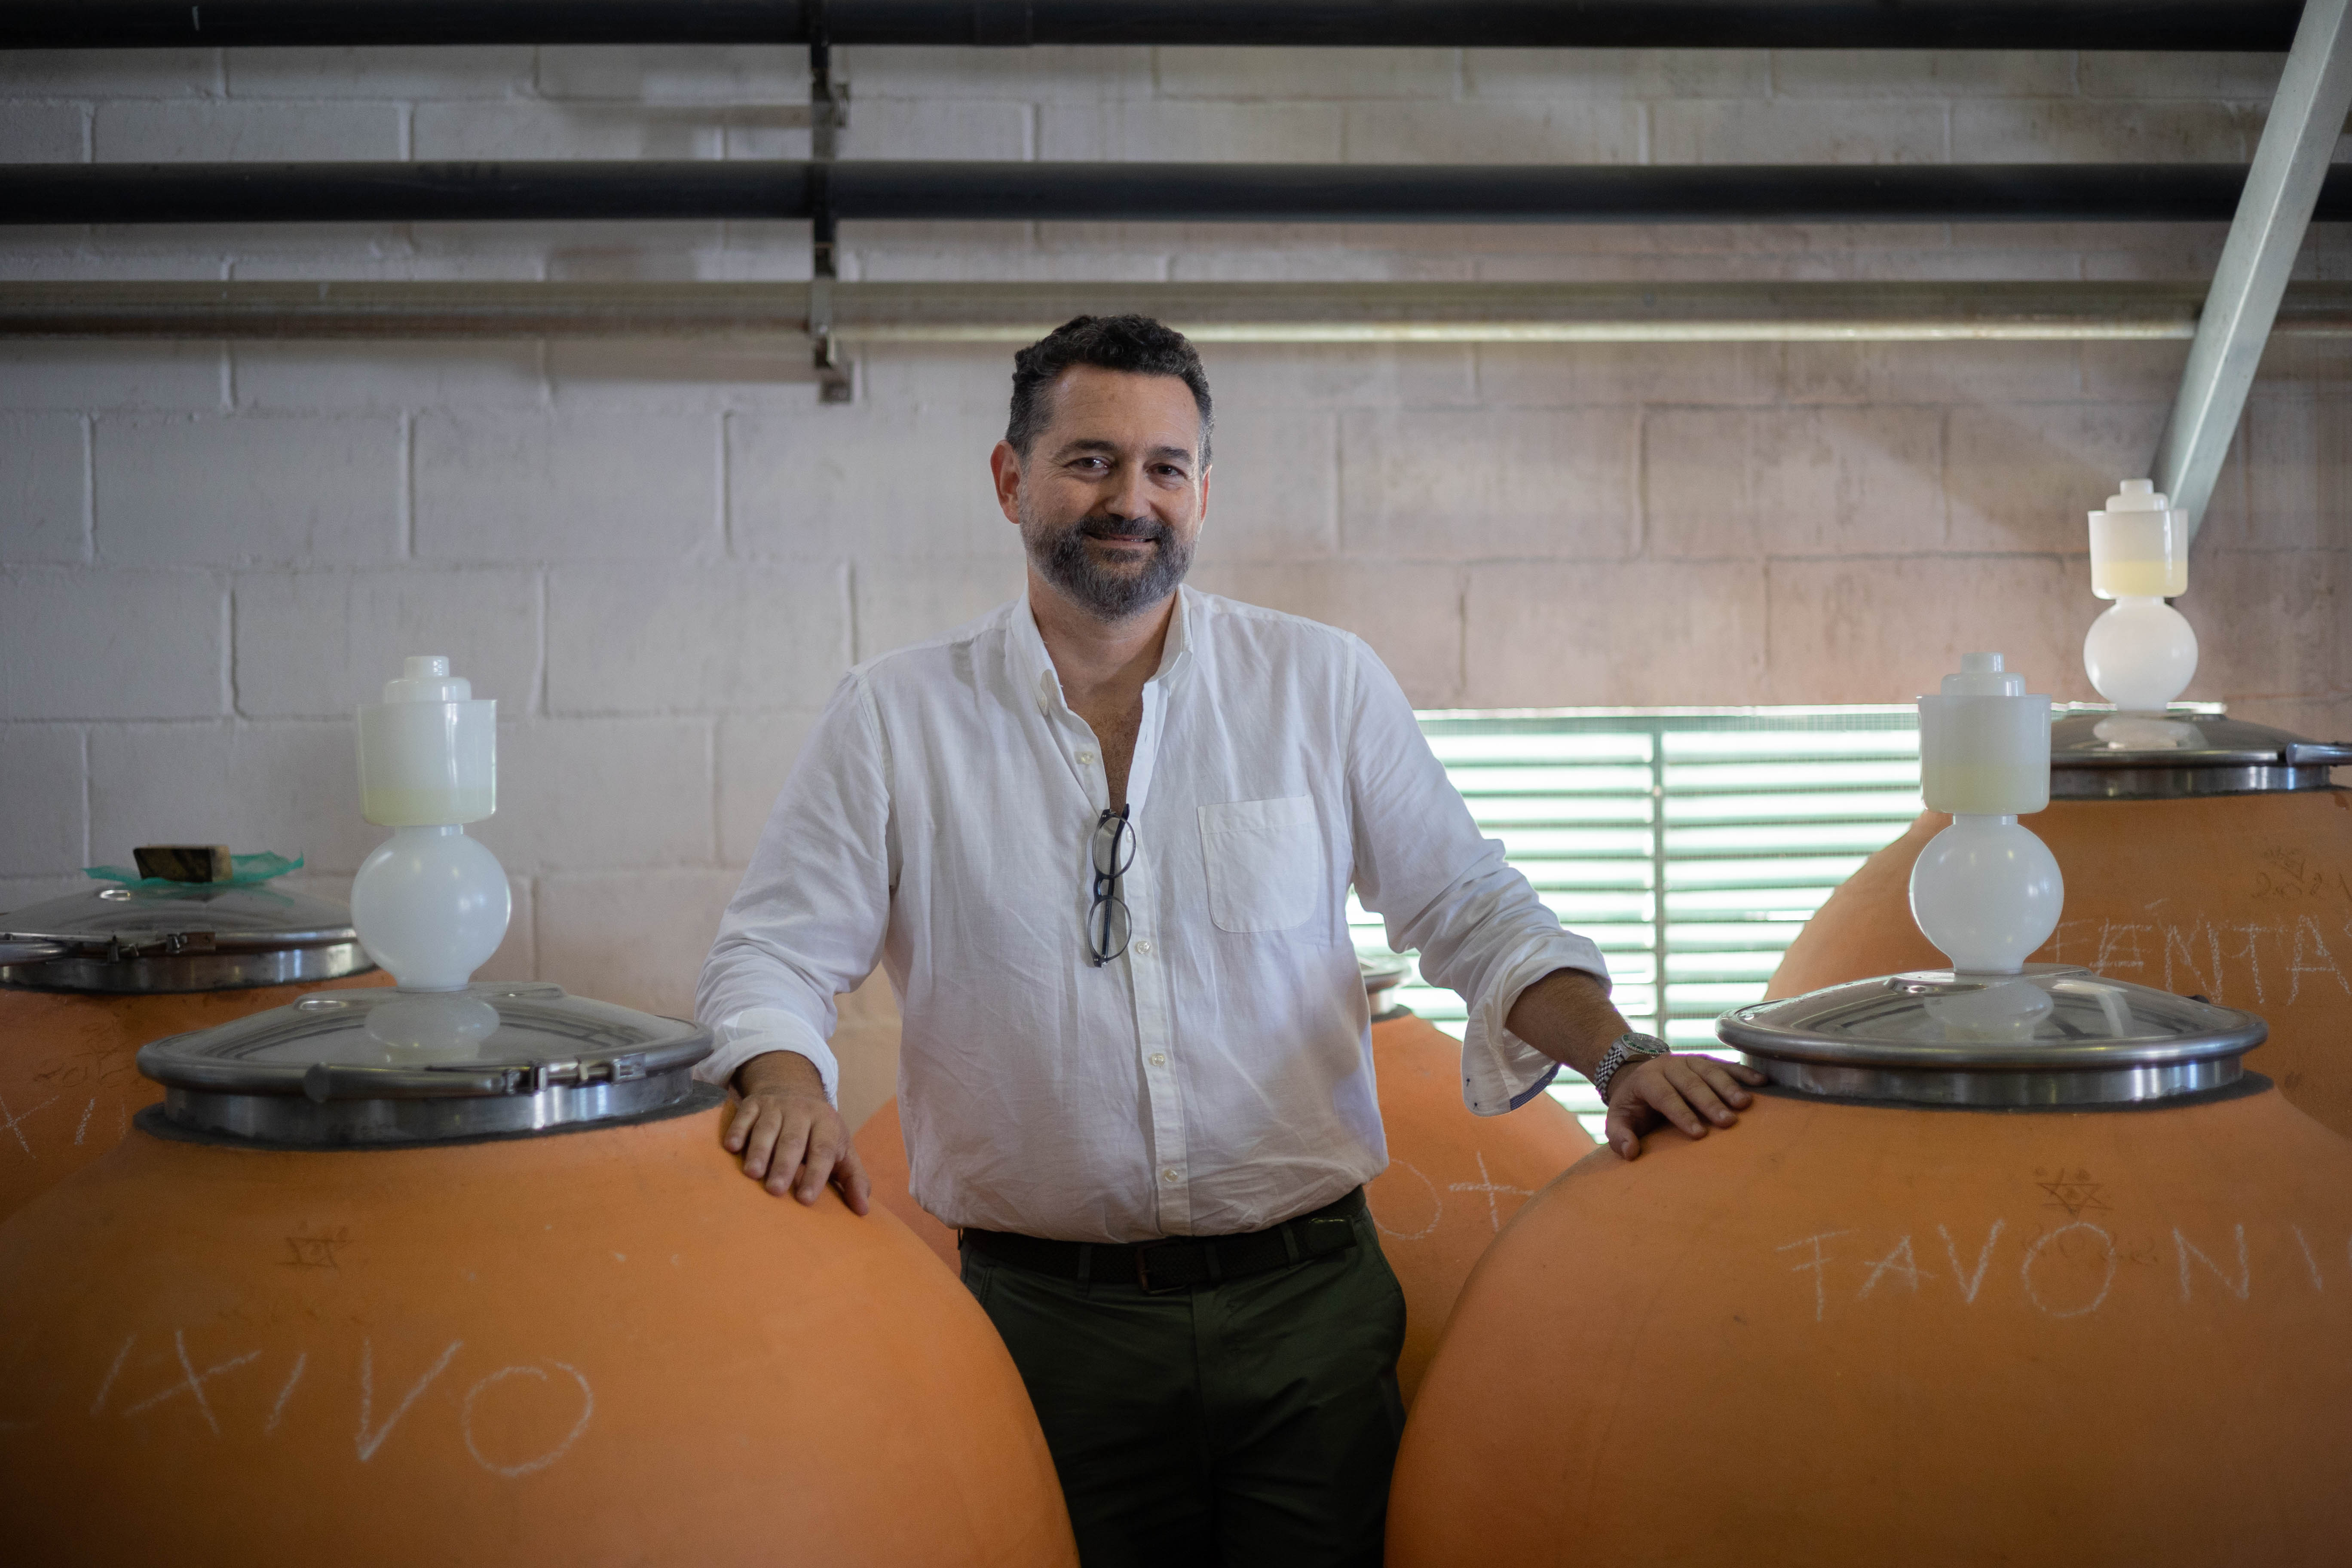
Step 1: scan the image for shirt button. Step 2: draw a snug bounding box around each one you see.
[1076,749,1096,765]
[1133,939,1153,955]
[1162,1168,1181,1185]
[1148,1053,1167,1067]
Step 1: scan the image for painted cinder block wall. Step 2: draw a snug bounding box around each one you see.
[3,44,2347,1121]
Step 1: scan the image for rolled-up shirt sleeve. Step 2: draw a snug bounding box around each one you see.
[693,673,896,1103]
[1342,638,1611,1116]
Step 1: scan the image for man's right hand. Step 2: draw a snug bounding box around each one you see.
[723,1050,873,1214]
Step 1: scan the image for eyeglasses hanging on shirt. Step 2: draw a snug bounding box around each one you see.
[1088,806,1134,967]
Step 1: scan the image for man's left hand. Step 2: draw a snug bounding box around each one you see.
[1604,1053,1767,1162]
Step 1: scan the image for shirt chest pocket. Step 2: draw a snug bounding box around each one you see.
[1197,795,1322,934]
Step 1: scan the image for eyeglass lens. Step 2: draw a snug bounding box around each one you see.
[1092,811,1135,878]
[1087,892,1131,961]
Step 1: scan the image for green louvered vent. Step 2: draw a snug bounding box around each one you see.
[1349,707,1926,1136]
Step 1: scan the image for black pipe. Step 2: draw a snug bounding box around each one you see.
[6,162,2346,226]
[0,1,2304,52]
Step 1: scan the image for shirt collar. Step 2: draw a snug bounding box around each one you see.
[1014,584,1199,716]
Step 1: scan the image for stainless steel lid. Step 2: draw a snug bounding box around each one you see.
[2049,711,2351,799]
[137,981,712,1146]
[1718,964,2266,1109]
[0,882,374,994]
[1360,954,1413,1020]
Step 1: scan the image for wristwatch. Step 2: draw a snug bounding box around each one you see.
[1591,1032,1672,1106]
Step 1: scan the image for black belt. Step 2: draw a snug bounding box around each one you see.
[963,1188,1365,1294]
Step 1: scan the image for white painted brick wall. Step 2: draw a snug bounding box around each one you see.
[412,409,722,561]
[0,412,88,563]
[3,41,2346,1031]
[0,726,85,876]
[233,567,544,719]
[95,413,403,564]
[3,569,225,720]
[94,100,404,161]
[0,102,86,160]
[545,563,851,713]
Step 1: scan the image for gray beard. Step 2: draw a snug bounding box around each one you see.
[1023,506,1194,622]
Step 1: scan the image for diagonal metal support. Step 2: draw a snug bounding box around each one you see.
[2153,0,2352,541]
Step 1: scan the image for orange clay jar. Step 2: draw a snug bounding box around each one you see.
[1771,717,2352,1135]
[0,982,1076,1568]
[1389,967,2352,1567]
[0,879,387,1222]
[854,962,1593,1405]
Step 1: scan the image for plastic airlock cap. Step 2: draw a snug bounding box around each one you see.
[350,655,510,993]
[2089,479,2188,600]
[1909,652,2064,974]
[1917,652,2049,816]
[2083,478,2198,711]
[356,655,496,827]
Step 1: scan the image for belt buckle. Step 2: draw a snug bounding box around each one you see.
[1133,1240,1189,1294]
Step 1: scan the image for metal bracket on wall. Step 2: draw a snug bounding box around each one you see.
[808,0,854,403]
[2151,0,2352,540]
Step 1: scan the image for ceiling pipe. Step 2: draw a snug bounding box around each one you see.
[8,281,2350,343]
[9,161,2349,227]
[0,2,2303,52]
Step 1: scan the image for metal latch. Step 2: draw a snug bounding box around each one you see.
[460,1054,652,1095]
[104,929,217,961]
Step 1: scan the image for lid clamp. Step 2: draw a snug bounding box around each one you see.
[426,1053,652,1095]
[300,1052,656,1105]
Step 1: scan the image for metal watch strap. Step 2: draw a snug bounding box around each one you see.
[1592,1031,1671,1106]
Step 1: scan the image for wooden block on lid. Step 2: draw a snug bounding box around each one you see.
[133,845,233,883]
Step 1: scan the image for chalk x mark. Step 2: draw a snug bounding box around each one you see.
[0,1092,61,1157]
[462,1361,594,1479]
[1448,1151,1533,1235]
[356,1337,463,1463]
[122,1330,260,1435]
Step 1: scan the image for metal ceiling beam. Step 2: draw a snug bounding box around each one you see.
[0,2,2303,52]
[9,162,2352,227]
[2152,0,2352,540]
[8,280,2352,343]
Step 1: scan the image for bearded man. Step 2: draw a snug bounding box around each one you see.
[695,315,1760,1568]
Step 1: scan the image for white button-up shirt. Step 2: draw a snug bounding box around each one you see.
[695,588,1608,1243]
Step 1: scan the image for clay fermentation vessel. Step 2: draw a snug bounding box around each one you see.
[0,1100,1078,1567]
[1389,977,2352,1565]
[855,1005,1593,1405]
[1771,791,2352,1133]
[2,877,386,1222]
[0,974,389,1224]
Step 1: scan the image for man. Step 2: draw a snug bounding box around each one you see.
[696,315,1763,1567]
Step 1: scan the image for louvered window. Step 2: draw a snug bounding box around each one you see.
[1348,707,1928,1136]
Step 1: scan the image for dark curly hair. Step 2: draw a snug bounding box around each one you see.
[1006,314,1213,467]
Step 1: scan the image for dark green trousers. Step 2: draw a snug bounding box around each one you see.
[960,1207,1408,1568]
